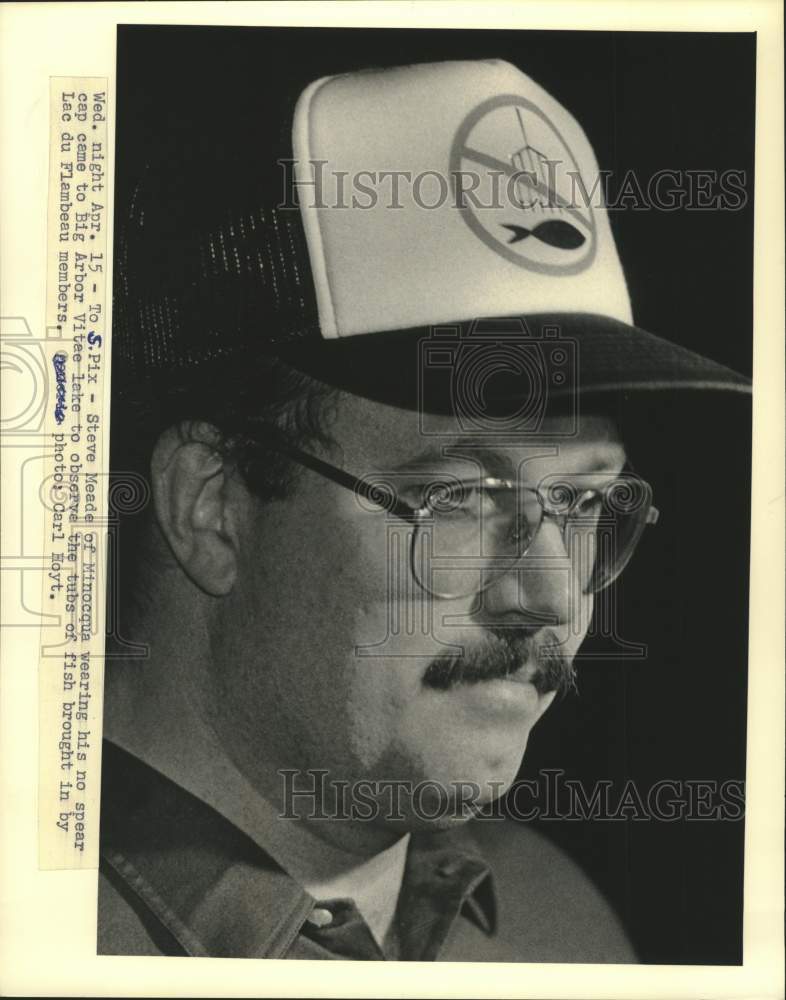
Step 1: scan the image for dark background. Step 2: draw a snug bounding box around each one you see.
[115,25,754,964]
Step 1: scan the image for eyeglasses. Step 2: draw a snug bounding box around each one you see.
[275,443,659,600]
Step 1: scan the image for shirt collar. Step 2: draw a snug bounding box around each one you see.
[100,739,497,958]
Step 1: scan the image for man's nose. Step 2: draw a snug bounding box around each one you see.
[481,518,575,624]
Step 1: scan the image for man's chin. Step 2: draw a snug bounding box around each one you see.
[370,752,526,829]
[366,779,515,834]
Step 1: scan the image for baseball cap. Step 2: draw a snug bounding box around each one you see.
[113,58,751,414]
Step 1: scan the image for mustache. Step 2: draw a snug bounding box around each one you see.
[421,627,577,697]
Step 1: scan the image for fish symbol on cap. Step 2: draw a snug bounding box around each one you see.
[501,219,586,248]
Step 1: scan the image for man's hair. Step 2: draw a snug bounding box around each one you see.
[112,356,338,495]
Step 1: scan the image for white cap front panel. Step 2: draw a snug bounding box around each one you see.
[292,59,632,339]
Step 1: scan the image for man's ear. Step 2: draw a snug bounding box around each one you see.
[150,422,245,596]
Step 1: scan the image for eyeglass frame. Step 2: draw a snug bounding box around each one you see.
[272,441,659,598]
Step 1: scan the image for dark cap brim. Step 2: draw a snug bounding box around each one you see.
[277,313,751,415]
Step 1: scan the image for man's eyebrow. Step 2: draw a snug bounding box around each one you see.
[582,446,629,473]
[390,440,519,478]
[388,440,627,477]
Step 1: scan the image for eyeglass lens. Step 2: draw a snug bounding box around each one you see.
[412,475,654,599]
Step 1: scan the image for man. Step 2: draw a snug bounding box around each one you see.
[99,58,750,961]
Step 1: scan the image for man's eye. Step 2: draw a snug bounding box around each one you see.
[573,490,604,518]
[423,483,498,516]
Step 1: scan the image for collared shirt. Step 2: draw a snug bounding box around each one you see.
[98,741,495,960]
[97,740,637,962]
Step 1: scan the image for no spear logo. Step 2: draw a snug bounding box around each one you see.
[450,96,597,275]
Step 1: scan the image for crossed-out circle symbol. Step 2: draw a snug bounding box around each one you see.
[449,94,597,275]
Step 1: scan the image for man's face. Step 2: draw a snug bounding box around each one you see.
[209,392,625,827]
